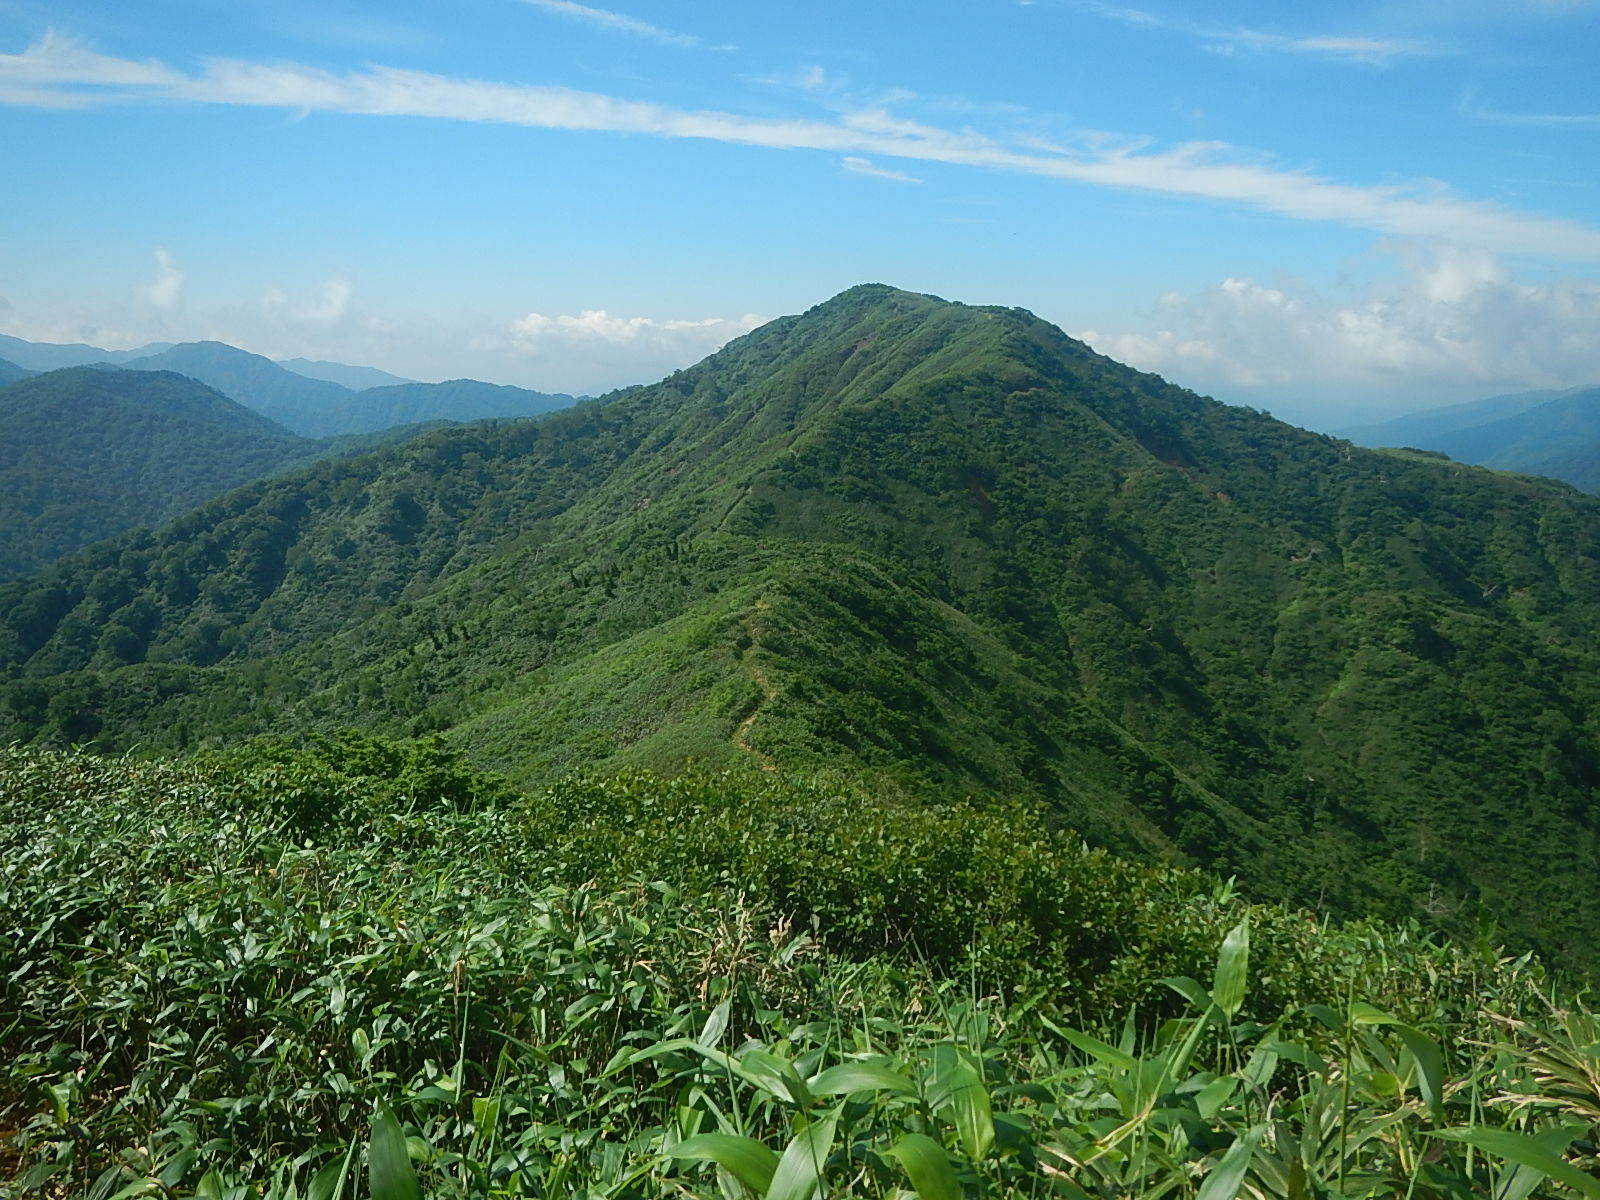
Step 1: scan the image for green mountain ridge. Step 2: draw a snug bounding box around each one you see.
[5,284,1600,965]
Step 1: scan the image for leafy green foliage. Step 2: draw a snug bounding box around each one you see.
[0,744,1594,1198]
[4,286,1600,966]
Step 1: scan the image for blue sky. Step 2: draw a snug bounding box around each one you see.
[1,0,1597,423]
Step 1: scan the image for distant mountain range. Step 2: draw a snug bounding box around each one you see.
[0,333,582,436]
[276,357,414,390]
[1342,384,1600,492]
[6,284,1600,967]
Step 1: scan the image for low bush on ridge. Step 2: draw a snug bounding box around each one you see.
[2,739,1596,1197]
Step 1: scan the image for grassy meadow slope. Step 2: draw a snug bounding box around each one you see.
[3,285,1600,962]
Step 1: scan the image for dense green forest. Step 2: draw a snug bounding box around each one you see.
[3,285,1600,970]
[6,738,1600,1198]
[0,367,453,580]
[0,368,316,579]
[0,355,32,385]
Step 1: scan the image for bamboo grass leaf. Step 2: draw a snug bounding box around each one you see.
[669,1133,780,1196]
[887,1133,961,1200]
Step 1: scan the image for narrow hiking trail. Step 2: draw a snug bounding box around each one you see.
[733,602,778,772]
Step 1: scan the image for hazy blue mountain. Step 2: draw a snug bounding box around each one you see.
[0,357,34,386]
[1428,386,1600,476]
[124,341,354,435]
[1340,384,1600,493]
[0,333,172,372]
[1338,388,1564,451]
[277,357,414,390]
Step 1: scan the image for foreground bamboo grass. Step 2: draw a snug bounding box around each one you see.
[3,742,1598,1198]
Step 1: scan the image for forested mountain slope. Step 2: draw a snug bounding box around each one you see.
[0,368,321,579]
[4,285,1600,964]
[0,357,33,386]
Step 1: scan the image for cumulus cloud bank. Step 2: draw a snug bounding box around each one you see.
[1076,244,1600,414]
[484,307,766,387]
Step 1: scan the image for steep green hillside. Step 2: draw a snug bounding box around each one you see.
[0,356,32,386]
[4,285,1600,964]
[0,368,321,579]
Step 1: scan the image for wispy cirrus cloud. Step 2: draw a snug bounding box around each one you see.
[1063,1,1430,64]
[841,155,922,183]
[1460,91,1600,127]
[5,33,1600,259]
[517,0,714,49]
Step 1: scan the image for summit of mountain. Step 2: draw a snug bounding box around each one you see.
[4,284,1600,965]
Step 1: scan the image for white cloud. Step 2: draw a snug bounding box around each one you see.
[141,247,183,310]
[1460,92,1600,127]
[1075,243,1600,407]
[1064,2,1428,63]
[498,307,762,355]
[841,155,922,183]
[518,0,706,48]
[301,277,353,323]
[261,276,354,324]
[6,34,1600,259]
[0,29,179,88]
